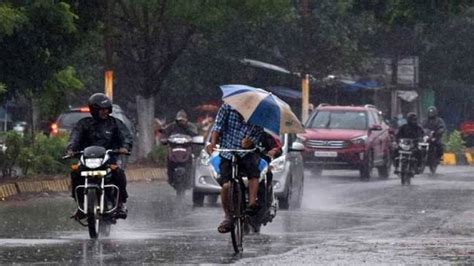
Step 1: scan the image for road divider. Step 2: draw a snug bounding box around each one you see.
[442,152,473,166]
[0,183,19,199]
[0,167,167,200]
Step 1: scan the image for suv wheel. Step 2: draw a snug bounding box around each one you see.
[309,167,322,178]
[279,177,292,210]
[360,151,373,181]
[377,154,391,179]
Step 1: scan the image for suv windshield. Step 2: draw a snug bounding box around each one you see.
[57,112,90,128]
[307,111,368,130]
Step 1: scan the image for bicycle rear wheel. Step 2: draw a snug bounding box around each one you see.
[229,181,244,253]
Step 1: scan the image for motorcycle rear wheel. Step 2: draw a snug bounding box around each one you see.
[87,189,99,239]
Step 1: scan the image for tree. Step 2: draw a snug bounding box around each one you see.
[0,1,82,132]
[110,0,292,158]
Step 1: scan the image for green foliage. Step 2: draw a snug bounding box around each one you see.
[146,144,167,167]
[0,1,79,100]
[0,3,27,35]
[39,66,84,121]
[0,133,69,177]
[445,130,466,154]
[0,132,22,177]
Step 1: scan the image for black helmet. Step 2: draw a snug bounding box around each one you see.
[427,106,438,118]
[88,93,112,119]
[407,112,417,125]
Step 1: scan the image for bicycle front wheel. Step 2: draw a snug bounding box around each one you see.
[229,181,244,253]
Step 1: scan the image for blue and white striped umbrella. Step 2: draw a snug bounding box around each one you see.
[220,84,305,135]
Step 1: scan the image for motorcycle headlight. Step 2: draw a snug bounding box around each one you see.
[351,135,367,145]
[199,149,210,165]
[270,155,286,173]
[85,158,102,169]
[400,143,411,151]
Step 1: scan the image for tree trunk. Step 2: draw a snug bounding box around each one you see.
[135,95,155,159]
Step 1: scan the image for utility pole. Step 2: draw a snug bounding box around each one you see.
[301,74,310,123]
[301,0,310,123]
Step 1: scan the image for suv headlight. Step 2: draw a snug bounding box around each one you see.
[351,135,367,145]
[85,158,102,169]
[270,155,286,173]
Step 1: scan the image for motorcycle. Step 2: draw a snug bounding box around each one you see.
[63,146,129,239]
[395,138,418,185]
[161,134,202,197]
[418,131,441,175]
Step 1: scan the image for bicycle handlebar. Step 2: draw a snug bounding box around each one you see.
[213,148,257,153]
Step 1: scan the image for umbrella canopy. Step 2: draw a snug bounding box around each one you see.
[220,84,305,135]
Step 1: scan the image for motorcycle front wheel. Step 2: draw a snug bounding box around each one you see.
[87,189,99,239]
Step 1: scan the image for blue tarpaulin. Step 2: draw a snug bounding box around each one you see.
[340,78,381,92]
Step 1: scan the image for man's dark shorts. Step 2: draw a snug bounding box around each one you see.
[218,153,260,186]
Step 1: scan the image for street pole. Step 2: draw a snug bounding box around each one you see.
[301,74,310,123]
[105,70,113,101]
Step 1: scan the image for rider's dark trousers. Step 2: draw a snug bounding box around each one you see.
[70,168,128,203]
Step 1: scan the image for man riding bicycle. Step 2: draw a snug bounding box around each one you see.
[206,103,263,234]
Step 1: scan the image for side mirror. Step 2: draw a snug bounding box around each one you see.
[192,135,205,145]
[370,124,382,131]
[290,142,305,152]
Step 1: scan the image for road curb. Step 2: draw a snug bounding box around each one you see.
[0,167,167,200]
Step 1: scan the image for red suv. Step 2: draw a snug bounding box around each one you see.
[298,104,392,180]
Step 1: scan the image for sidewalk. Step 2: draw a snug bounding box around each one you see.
[0,167,167,200]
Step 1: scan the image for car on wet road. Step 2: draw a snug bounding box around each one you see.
[298,104,392,180]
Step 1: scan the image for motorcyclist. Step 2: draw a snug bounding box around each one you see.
[256,132,282,209]
[160,110,198,141]
[160,110,198,187]
[393,112,425,173]
[67,93,133,220]
[257,132,282,185]
[422,106,446,161]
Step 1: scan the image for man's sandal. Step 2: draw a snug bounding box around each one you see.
[217,218,233,234]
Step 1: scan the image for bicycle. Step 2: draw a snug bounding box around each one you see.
[213,148,259,254]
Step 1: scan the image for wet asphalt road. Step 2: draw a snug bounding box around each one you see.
[0,166,473,264]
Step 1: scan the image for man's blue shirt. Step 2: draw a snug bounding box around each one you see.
[211,103,263,159]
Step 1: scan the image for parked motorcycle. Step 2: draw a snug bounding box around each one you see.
[395,138,418,185]
[63,146,130,239]
[161,134,202,197]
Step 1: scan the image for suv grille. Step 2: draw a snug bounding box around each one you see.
[306,140,347,149]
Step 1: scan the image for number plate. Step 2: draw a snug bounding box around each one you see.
[314,151,337,157]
